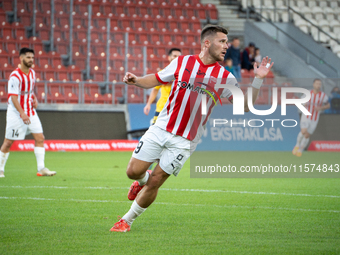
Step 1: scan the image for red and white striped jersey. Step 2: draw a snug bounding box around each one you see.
[306,90,329,122]
[7,68,36,116]
[155,55,238,142]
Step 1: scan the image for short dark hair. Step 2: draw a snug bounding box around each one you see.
[313,78,322,83]
[200,25,228,43]
[232,37,239,41]
[168,48,181,56]
[19,48,34,56]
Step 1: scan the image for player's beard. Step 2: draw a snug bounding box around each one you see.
[209,46,223,62]
[23,59,33,68]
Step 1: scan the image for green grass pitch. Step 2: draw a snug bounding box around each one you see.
[0,151,339,254]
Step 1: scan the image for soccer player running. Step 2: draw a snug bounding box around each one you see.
[292,79,330,157]
[111,25,273,232]
[143,48,181,124]
[0,48,56,178]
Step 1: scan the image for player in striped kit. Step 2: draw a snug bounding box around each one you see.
[292,79,330,157]
[0,48,56,178]
[143,48,182,124]
[111,25,274,232]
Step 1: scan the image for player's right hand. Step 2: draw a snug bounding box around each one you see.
[123,72,137,85]
[144,104,150,115]
[20,113,31,125]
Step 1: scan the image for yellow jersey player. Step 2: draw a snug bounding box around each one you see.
[143,48,181,124]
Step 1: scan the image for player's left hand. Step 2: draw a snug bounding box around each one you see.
[254,56,274,79]
[33,97,38,109]
[315,106,322,111]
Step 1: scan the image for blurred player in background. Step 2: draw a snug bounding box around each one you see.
[110,25,274,232]
[143,48,181,124]
[0,48,56,178]
[293,79,330,157]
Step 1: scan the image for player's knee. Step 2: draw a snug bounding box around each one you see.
[3,139,14,149]
[304,133,310,138]
[126,168,137,179]
[35,134,45,144]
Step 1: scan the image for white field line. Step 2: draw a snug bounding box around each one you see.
[0,185,340,198]
[0,196,339,213]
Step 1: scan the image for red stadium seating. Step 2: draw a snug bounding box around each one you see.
[0,82,7,102]
[84,83,105,104]
[2,0,269,105]
[48,83,65,103]
[62,83,79,103]
[127,86,144,103]
[34,82,47,103]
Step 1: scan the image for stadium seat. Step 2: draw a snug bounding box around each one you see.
[196,6,207,22]
[173,6,183,18]
[45,70,56,81]
[127,86,144,103]
[332,45,340,56]
[2,26,14,40]
[91,31,104,43]
[125,5,138,17]
[307,0,317,8]
[34,82,47,103]
[84,83,105,104]
[38,29,49,41]
[55,2,66,14]
[149,6,162,17]
[141,17,155,32]
[92,70,105,81]
[318,0,328,8]
[113,83,125,103]
[119,14,132,30]
[324,7,336,21]
[301,6,312,19]
[318,20,330,33]
[48,83,65,103]
[161,6,172,18]
[38,55,50,68]
[295,19,309,34]
[279,11,289,22]
[0,82,7,103]
[112,3,124,16]
[62,83,79,103]
[14,27,26,40]
[2,1,13,11]
[71,70,83,82]
[56,43,68,55]
[312,6,324,20]
[103,4,113,16]
[5,41,18,54]
[295,0,306,8]
[206,3,218,23]
[330,20,340,34]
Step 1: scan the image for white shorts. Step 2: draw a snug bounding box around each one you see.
[132,125,196,176]
[300,114,318,135]
[5,109,43,140]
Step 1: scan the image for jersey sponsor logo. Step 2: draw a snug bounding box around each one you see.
[176,80,222,106]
